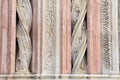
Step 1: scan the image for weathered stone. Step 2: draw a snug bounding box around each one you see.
[71,0,87,74]
[31,0,71,75]
[16,0,32,74]
[88,0,119,75]
[101,0,119,74]
[31,0,42,74]
[87,0,101,74]
[61,0,71,74]
[0,0,16,75]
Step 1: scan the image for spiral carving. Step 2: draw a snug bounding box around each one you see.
[16,0,32,73]
[72,0,87,74]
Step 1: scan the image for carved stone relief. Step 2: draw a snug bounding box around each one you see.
[72,0,87,74]
[42,0,56,74]
[42,0,61,74]
[86,0,119,75]
[0,0,118,77]
[101,0,119,74]
[31,0,70,75]
[16,0,32,74]
[101,0,112,73]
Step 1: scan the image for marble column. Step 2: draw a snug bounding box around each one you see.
[61,0,71,74]
[0,0,16,74]
[31,0,42,74]
[87,0,101,74]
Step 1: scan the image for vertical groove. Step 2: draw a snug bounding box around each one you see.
[31,0,41,74]
[8,0,16,74]
[55,0,61,74]
[0,0,2,74]
[0,0,16,75]
[1,0,9,74]
[61,0,71,74]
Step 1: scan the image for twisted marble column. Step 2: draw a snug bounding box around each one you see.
[16,0,32,73]
[72,0,87,74]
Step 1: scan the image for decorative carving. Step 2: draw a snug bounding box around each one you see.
[72,0,87,74]
[101,0,112,72]
[42,0,56,74]
[16,0,32,73]
[101,0,119,74]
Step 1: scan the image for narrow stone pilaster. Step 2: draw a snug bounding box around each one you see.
[87,0,101,74]
[0,0,16,75]
[31,0,42,74]
[61,0,71,74]
[101,0,119,74]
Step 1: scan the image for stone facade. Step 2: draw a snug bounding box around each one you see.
[0,0,119,79]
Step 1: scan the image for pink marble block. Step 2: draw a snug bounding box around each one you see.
[0,0,16,74]
[87,0,101,74]
[31,0,42,74]
[61,0,71,74]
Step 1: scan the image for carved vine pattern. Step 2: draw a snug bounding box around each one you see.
[101,0,113,73]
[43,0,56,73]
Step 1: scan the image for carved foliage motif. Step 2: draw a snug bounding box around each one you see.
[101,0,119,74]
[101,0,113,73]
[42,0,56,73]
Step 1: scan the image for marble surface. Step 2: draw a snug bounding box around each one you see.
[118,0,120,28]
[119,0,120,70]
[118,0,120,51]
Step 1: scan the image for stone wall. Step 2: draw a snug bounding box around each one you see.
[0,0,119,79]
